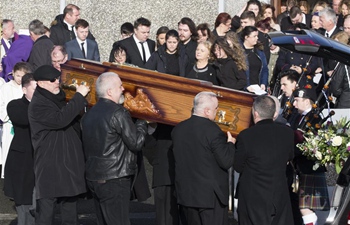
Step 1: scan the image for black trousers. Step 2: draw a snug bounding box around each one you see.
[87,177,131,225]
[179,195,228,225]
[154,185,179,225]
[35,196,78,225]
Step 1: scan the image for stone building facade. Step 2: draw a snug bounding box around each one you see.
[1,0,248,61]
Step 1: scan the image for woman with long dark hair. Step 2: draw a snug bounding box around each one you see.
[212,12,232,39]
[240,26,268,92]
[212,37,247,90]
[156,26,169,49]
[262,4,280,31]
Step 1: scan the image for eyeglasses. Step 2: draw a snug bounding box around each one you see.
[52,58,65,64]
[50,77,60,82]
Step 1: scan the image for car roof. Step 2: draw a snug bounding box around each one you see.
[268,29,350,66]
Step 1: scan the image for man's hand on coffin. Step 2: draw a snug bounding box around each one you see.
[76,84,90,97]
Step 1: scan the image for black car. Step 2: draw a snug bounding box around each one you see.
[269,29,350,225]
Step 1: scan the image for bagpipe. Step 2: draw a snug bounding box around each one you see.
[297,62,340,133]
[278,56,314,119]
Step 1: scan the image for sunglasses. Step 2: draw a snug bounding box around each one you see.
[50,77,60,82]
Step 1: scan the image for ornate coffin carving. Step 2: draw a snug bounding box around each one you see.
[60,58,255,137]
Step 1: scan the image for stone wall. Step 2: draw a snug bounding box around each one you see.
[0,0,247,62]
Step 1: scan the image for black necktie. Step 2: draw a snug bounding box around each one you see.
[8,40,12,45]
[140,42,146,64]
[81,42,86,59]
[326,32,329,38]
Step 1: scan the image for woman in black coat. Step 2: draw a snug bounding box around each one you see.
[212,37,247,90]
[186,40,219,85]
[145,29,188,76]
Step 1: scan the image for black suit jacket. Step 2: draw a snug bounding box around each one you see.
[118,36,156,68]
[234,119,294,225]
[280,13,312,31]
[321,26,342,38]
[28,35,54,70]
[172,115,235,208]
[181,39,197,66]
[147,124,175,188]
[50,14,95,46]
[317,26,342,97]
[65,39,100,61]
[3,96,35,205]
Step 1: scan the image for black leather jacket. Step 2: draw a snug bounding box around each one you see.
[82,98,147,181]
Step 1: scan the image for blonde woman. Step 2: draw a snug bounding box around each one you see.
[186,41,219,84]
[312,1,329,14]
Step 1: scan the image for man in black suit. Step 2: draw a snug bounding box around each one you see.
[318,7,341,97]
[3,73,36,225]
[118,17,156,68]
[65,19,100,61]
[50,4,95,46]
[172,91,236,225]
[28,19,54,70]
[319,7,341,38]
[234,95,294,225]
[280,6,312,31]
[147,124,179,225]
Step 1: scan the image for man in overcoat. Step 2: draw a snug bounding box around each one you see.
[172,91,236,225]
[28,65,90,224]
[234,95,294,225]
[4,73,36,225]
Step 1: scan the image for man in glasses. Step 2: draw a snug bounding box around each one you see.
[51,45,68,71]
[28,65,90,224]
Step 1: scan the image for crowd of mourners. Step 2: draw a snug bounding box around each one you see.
[0,0,350,224]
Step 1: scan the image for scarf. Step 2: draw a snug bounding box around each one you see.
[36,85,66,109]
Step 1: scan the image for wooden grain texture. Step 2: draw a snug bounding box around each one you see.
[61,58,255,136]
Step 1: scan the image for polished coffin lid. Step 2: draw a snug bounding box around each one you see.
[60,58,255,137]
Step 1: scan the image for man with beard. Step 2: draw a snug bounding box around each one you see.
[178,17,198,65]
[81,72,148,225]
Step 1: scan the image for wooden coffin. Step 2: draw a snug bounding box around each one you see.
[60,58,255,137]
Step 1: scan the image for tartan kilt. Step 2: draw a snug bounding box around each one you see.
[299,173,330,210]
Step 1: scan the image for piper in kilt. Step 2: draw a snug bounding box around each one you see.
[289,87,330,225]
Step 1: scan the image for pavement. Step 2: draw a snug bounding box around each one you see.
[0,159,238,225]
